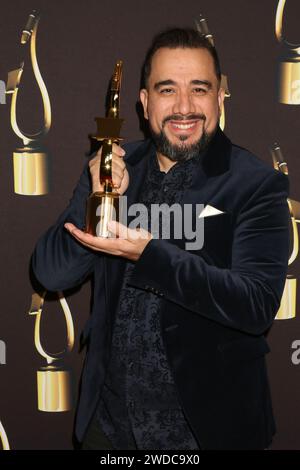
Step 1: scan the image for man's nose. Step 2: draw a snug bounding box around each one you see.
[172,90,196,115]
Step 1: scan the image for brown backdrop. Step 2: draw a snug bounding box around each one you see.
[0,0,299,450]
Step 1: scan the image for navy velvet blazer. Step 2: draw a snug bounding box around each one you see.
[31,127,290,450]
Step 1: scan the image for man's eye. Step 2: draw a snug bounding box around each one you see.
[193,88,207,95]
[193,88,207,94]
[160,88,174,94]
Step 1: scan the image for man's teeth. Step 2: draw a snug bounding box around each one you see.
[172,122,196,129]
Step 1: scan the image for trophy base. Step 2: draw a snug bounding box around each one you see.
[13,148,50,195]
[37,365,73,412]
[85,191,119,237]
[275,275,296,320]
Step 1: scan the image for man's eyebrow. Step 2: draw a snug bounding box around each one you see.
[153,79,213,90]
[153,79,176,90]
[191,79,212,89]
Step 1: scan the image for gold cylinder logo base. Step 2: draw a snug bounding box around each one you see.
[13,148,50,195]
[86,191,120,237]
[278,59,300,104]
[275,275,296,320]
[37,366,73,412]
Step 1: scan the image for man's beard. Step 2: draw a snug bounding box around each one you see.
[150,114,217,163]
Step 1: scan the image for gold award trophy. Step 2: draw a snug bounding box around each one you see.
[275,0,300,104]
[85,61,124,237]
[0,421,10,450]
[6,10,51,195]
[271,143,300,319]
[194,14,231,130]
[29,292,75,412]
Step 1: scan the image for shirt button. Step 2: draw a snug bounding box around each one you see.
[128,400,134,410]
[163,186,168,192]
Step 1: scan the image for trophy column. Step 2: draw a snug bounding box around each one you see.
[86,139,121,238]
[85,61,124,237]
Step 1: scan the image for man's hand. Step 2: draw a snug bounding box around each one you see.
[89,143,129,194]
[64,221,153,261]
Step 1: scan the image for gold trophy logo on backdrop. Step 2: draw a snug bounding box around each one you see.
[85,61,124,237]
[276,0,300,104]
[6,10,51,195]
[0,421,10,450]
[271,143,300,320]
[194,14,231,130]
[29,292,74,412]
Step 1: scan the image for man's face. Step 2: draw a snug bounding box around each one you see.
[140,47,225,161]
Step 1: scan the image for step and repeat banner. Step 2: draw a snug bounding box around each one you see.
[0,0,299,450]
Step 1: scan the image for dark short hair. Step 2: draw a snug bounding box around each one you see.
[141,27,221,89]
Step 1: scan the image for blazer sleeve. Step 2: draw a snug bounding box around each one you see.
[128,170,290,336]
[30,159,97,291]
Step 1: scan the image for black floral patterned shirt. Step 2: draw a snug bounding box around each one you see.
[96,150,203,450]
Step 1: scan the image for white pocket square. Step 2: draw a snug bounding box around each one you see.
[198,204,225,218]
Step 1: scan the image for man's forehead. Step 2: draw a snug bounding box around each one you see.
[152,46,213,61]
[149,47,215,79]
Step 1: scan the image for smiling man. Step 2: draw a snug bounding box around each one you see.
[140,46,224,169]
[31,28,290,450]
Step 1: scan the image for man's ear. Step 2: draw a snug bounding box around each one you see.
[140,88,149,120]
[218,86,225,112]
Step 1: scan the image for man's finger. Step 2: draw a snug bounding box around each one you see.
[108,221,129,239]
[64,222,81,235]
[64,222,123,253]
[108,221,151,241]
[113,144,126,157]
[64,223,95,242]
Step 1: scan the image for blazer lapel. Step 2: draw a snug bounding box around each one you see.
[181,126,232,209]
[167,128,233,253]
[125,139,156,214]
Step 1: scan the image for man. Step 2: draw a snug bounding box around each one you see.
[31,28,290,450]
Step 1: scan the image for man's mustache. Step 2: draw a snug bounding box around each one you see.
[162,114,206,127]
